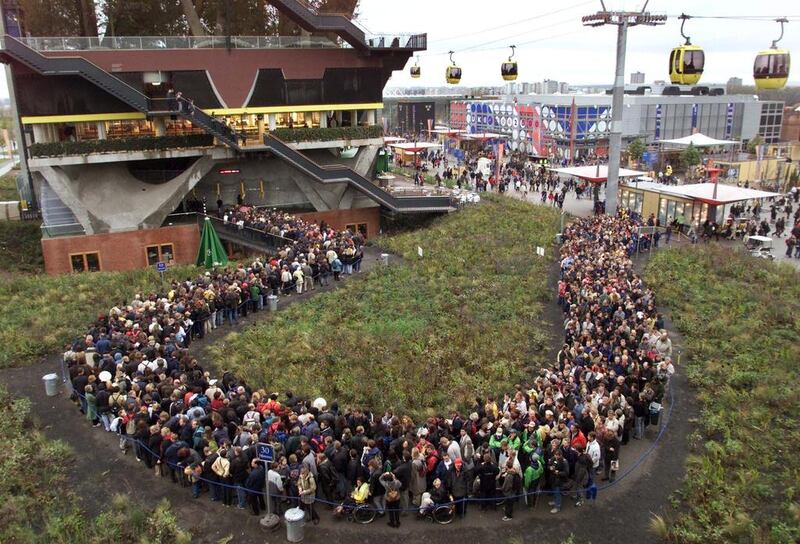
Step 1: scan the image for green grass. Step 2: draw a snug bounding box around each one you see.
[210,195,561,417]
[644,246,800,544]
[0,265,204,368]
[0,170,19,201]
[0,220,44,274]
[0,385,191,543]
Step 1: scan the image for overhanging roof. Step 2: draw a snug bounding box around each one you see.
[657,133,739,147]
[624,181,781,205]
[549,165,646,182]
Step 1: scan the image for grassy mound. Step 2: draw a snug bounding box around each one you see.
[0,265,201,368]
[645,246,800,543]
[210,195,561,417]
[0,220,44,274]
[0,386,190,543]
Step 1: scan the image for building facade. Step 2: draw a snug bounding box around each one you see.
[1,0,452,274]
[448,89,784,162]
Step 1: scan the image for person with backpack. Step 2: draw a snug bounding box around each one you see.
[380,472,402,528]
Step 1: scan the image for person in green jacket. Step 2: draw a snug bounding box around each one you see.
[505,430,521,452]
[523,453,544,507]
[489,427,505,458]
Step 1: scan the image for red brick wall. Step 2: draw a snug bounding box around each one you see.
[42,224,200,275]
[295,206,381,239]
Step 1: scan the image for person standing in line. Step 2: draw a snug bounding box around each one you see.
[500,462,520,521]
[380,472,402,528]
[298,465,319,524]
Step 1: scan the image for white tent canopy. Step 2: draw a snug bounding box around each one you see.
[658,182,780,204]
[657,133,739,147]
[549,165,646,181]
[388,142,440,151]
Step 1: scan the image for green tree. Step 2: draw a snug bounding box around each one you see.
[746,135,765,155]
[19,0,84,36]
[626,138,646,163]
[680,143,702,168]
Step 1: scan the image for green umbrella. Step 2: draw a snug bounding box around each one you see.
[196,217,229,268]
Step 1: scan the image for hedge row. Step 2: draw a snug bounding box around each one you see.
[271,125,383,143]
[28,134,215,157]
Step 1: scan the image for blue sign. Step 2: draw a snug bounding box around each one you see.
[156,262,167,273]
[256,443,274,462]
[725,102,734,138]
[691,103,698,130]
[642,151,658,166]
[654,104,662,139]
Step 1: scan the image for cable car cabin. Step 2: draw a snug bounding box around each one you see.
[501,61,518,81]
[446,65,462,84]
[753,49,790,90]
[669,45,704,85]
[410,65,421,78]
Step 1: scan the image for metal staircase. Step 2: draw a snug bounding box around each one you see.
[268,0,368,50]
[262,134,454,213]
[0,35,242,151]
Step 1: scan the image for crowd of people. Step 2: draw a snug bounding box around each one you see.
[64,210,673,529]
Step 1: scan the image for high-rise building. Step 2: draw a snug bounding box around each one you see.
[0,0,452,274]
[630,71,645,84]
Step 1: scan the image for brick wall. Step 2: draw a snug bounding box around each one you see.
[42,224,200,275]
[295,206,381,239]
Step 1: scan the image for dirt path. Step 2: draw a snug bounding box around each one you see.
[0,248,695,544]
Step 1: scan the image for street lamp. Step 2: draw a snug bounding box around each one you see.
[583,1,666,214]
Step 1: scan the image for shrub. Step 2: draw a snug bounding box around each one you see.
[210,195,561,417]
[645,246,800,543]
[271,125,383,143]
[28,134,214,157]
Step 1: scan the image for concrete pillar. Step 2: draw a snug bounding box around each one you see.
[351,110,358,127]
[257,117,265,140]
[365,109,376,127]
[47,124,59,142]
[96,122,107,140]
[319,112,328,128]
[32,124,49,144]
[153,117,166,137]
[268,114,277,131]
[335,110,343,128]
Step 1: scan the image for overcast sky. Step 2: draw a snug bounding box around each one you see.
[1,0,796,97]
[360,0,799,88]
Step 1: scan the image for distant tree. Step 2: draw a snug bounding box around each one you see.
[19,0,84,36]
[103,0,187,36]
[747,135,765,155]
[680,143,702,168]
[626,138,646,163]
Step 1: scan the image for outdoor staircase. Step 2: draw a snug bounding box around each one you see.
[201,214,292,253]
[262,134,455,213]
[268,0,368,50]
[0,35,242,152]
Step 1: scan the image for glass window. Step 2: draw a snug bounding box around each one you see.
[146,245,159,266]
[71,254,86,273]
[71,252,100,273]
[86,253,100,272]
[160,244,174,263]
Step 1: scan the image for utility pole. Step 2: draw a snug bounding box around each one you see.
[583,2,666,215]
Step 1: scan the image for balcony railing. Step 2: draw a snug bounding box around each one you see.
[12,35,345,52]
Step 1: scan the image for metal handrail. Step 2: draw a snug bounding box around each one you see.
[6,35,345,51]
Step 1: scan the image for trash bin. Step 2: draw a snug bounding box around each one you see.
[42,373,59,396]
[380,253,389,266]
[267,295,278,312]
[284,507,305,543]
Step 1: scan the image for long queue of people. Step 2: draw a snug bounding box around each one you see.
[64,212,674,528]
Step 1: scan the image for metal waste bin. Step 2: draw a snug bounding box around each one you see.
[267,295,278,312]
[284,507,305,542]
[380,253,389,266]
[42,373,59,396]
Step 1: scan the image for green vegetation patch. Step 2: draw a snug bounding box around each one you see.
[0,170,19,201]
[0,265,202,368]
[0,385,190,543]
[644,246,800,544]
[210,195,561,417]
[0,220,44,274]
